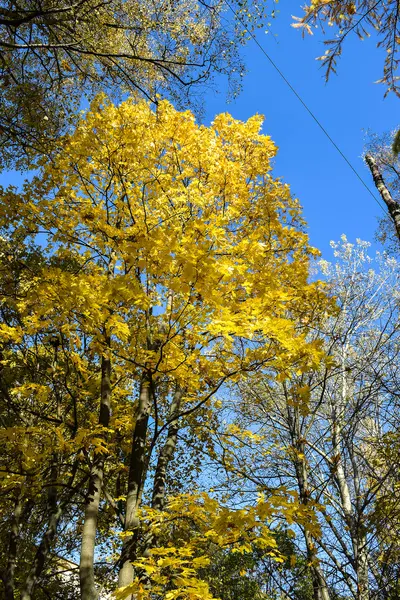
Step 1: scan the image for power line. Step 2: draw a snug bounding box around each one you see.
[223,0,387,215]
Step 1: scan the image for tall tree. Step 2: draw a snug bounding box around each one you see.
[0,96,330,599]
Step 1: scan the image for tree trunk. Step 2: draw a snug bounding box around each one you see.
[118,377,152,595]
[348,440,370,600]
[303,530,331,600]
[134,386,184,567]
[365,153,400,241]
[4,492,22,600]
[329,344,370,599]
[290,403,330,600]
[20,506,63,600]
[297,457,330,600]
[79,354,111,600]
[151,387,183,511]
[356,534,370,600]
[21,461,61,600]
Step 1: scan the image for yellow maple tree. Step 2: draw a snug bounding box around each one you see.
[0,97,331,600]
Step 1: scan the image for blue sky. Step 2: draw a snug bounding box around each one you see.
[204,1,399,258]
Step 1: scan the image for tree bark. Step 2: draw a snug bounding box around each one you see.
[151,387,183,511]
[348,439,370,600]
[20,506,63,600]
[365,153,400,241]
[20,460,62,600]
[134,386,184,567]
[289,401,330,600]
[330,344,370,600]
[79,353,112,600]
[356,534,370,600]
[296,455,330,600]
[118,377,152,595]
[3,492,23,600]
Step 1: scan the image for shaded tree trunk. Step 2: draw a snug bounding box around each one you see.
[79,353,112,600]
[356,534,370,600]
[3,492,22,600]
[20,460,62,600]
[289,401,330,600]
[296,456,331,600]
[118,376,152,595]
[20,506,63,600]
[332,345,370,600]
[151,386,183,511]
[136,386,184,565]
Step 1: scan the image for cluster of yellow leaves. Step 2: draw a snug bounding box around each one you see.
[116,491,318,600]
[0,97,333,596]
[1,96,329,399]
[0,422,68,491]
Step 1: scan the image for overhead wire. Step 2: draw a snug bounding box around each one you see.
[222,0,388,214]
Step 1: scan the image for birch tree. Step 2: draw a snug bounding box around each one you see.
[363,130,400,250]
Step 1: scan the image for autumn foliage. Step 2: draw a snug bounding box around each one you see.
[0,97,332,600]
[1,0,400,596]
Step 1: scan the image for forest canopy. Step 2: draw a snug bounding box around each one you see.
[0,0,267,168]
